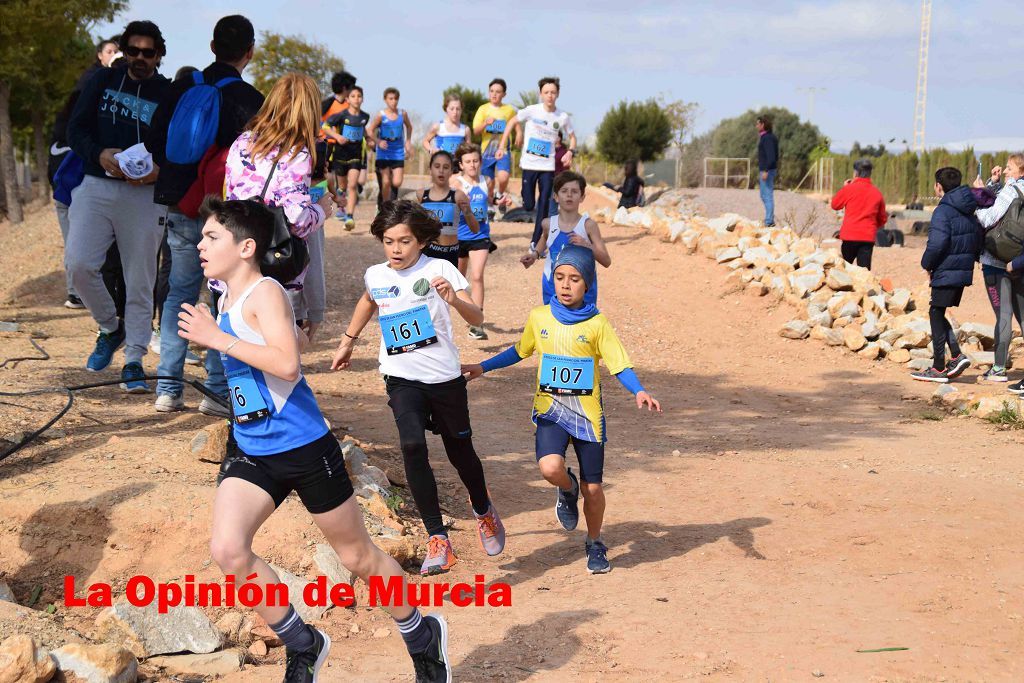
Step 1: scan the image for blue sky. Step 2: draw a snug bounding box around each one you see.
[97,1,1024,152]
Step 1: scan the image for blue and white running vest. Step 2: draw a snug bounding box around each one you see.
[218,277,328,455]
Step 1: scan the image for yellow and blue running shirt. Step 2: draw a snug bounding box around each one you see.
[514,305,632,443]
[473,103,517,157]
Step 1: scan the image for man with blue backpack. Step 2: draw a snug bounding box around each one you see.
[145,15,265,416]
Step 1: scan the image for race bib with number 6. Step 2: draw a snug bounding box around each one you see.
[227,366,270,424]
[539,354,594,396]
[380,305,438,355]
[525,138,554,158]
[485,119,506,134]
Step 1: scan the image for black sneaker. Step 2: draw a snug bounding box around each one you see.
[944,353,971,379]
[1008,379,1024,395]
[64,294,85,309]
[284,626,331,683]
[555,468,580,531]
[411,614,451,683]
[585,538,611,574]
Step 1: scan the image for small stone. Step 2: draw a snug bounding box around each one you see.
[247,640,268,658]
[879,277,894,294]
[192,421,230,462]
[858,343,882,360]
[888,348,912,364]
[909,348,932,360]
[930,385,958,405]
[376,536,418,564]
[671,449,681,456]
[975,396,1015,420]
[813,670,825,678]
[779,320,810,340]
[50,643,137,683]
[215,612,246,643]
[0,322,19,332]
[811,325,844,346]
[825,269,854,291]
[372,628,390,639]
[0,581,15,604]
[0,634,55,683]
[249,626,282,648]
[843,326,867,351]
[907,358,933,371]
[147,651,243,677]
[350,624,360,634]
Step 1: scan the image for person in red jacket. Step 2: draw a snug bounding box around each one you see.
[831,159,888,269]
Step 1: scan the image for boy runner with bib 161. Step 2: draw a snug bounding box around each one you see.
[463,245,660,574]
[331,200,505,577]
[178,196,453,683]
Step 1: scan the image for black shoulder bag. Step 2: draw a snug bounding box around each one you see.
[257,160,310,284]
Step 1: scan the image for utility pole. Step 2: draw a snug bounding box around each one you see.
[913,0,932,152]
[797,87,826,122]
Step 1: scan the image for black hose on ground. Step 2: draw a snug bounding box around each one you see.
[0,376,230,463]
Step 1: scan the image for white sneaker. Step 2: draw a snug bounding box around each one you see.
[184,348,201,365]
[154,394,185,412]
[149,330,161,355]
[199,396,231,419]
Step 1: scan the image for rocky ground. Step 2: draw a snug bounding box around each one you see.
[0,189,1022,681]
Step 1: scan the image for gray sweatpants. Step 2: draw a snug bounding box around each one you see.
[295,227,326,324]
[66,175,163,364]
[55,201,76,296]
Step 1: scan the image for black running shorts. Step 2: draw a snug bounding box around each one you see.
[217,431,354,513]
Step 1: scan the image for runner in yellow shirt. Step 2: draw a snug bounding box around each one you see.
[472,78,517,212]
[463,245,661,574]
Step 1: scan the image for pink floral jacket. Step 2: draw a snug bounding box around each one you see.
[224,130,325,240]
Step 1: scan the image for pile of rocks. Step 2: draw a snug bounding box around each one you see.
[592,195,1024,422]
[595,202,1005,372]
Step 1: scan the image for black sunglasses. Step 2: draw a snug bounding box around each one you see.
[124,46,158,59]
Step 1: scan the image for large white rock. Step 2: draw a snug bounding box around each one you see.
[708,213,743,233]
[825,269,854,291]
[147,651,244,677]
[95,601,223,658]
[960,322,995,344]
[888,288,913,315]
[715,247,742,263]
[612,206,630,226]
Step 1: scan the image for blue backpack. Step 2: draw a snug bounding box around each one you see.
[52,151,84,206]
[166,71,241,164]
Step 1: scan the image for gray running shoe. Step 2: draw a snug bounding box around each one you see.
[473,503,506,556]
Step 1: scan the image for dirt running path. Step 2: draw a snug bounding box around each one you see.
[1,203,1022,681]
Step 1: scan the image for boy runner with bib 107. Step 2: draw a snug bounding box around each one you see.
[178,197,453,683]
[331,200,505,577]
[463,245,660,574]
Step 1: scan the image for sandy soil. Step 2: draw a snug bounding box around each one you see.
[1,197,1022,681]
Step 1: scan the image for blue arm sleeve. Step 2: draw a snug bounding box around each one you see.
[480,346,525,373]
[615,368,645,395]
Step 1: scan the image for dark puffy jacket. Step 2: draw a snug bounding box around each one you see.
[921,185,981,287]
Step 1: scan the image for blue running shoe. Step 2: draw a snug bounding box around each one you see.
[86,324,125,372]
[119,362,151,394]
[555,468,580,531]
[586,539,611,574]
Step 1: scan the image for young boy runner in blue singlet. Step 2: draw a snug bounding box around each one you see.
[418,150,478,267]
[322,85,373,231]
[331,200,504,577]
[463,245,660,574]
[422,94,470,157]
[454,142,496,340]
[178,197,452,683]
[522,171,610,305]
[367,87,413,209]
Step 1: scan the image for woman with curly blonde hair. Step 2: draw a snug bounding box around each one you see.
[224,72,334,338]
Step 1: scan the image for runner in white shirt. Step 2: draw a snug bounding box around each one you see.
[331,200,506,577]
[496,77,577,265]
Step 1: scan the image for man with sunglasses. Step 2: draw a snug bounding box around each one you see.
[146,15,265,417]
[66,21,172,392]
